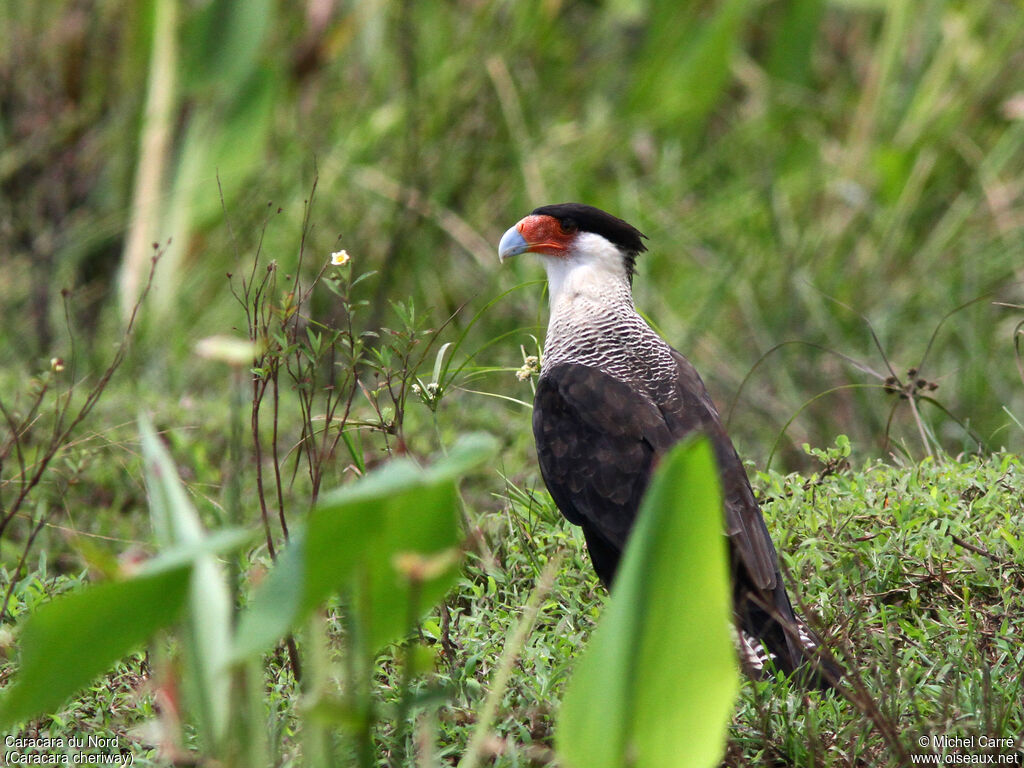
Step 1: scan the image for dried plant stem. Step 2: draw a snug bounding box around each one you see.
[0,255,160,621]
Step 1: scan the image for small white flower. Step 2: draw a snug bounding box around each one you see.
[330,250,351,266]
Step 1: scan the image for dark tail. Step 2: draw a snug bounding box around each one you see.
[736,583,843,691]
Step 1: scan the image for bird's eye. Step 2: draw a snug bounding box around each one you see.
[560,218,577,234]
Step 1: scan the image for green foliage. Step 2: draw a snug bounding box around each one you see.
[234,433,498,659]
[734,449,1024,766]
[0,419,495,762]
[3,0,1024,764]
[4,436,1024,765]
[767,0,825,86]
[802,433,852,476]
[629,0,752,135]
[181,0,273,93]
[4,0,1024,458]
[0,415,253,734]
[558,438,737,768]
[0,565,190,728]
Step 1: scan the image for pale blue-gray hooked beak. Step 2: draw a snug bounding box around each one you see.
[498,225,529,262]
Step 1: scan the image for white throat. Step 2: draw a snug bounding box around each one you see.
[541,232,634,318]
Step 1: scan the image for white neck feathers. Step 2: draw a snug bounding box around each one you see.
[541,232,634,318]
[534,231,678,395]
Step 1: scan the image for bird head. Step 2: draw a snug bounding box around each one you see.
[498,203,647,285]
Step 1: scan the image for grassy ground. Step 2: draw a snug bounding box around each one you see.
[4,443,1024,766]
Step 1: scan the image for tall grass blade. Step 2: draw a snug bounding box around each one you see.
[629,0,751,136]
[119,0,178,320]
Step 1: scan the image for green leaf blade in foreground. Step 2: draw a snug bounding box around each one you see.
[233,433,498,659]
[0,566,191,729]
[140,414,233,745]
[308,479,459,653]
[558,437,739,768]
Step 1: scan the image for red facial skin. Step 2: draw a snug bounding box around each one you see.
[516,214,576,257]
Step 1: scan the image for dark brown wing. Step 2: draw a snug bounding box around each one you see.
[661,351,839,685]
[662,349,779,593]
[532,363,672,583]
[532,357,779,590]
[532,366,668,536]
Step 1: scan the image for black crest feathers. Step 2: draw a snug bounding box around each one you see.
[531,203,648,282]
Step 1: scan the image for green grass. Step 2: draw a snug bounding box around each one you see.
[4,446,1024,765]
[3,0,1023,458]
[3,0,1024,764]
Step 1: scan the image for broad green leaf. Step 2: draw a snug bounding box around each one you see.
[0,566,190,728]
[307,475,459,653]
[233,433,498,659]
[140,415,232,746]
[424,433,500,483]
[558,437,738,768]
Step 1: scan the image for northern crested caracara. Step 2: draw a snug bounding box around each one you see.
[499,202,839,688]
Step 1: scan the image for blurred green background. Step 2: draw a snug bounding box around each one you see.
[3,0,1024,466]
